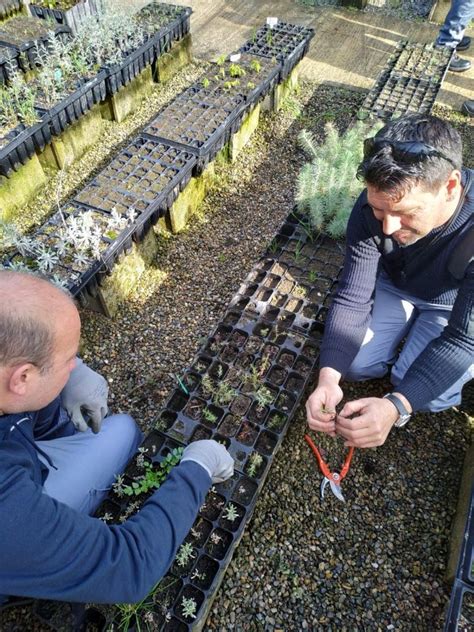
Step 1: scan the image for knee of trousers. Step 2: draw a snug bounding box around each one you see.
[103,413,143,454]
[345,359,390,382]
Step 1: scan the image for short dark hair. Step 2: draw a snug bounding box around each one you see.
[357,114,463,197]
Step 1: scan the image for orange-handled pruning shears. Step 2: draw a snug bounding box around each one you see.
[304,433,355,502]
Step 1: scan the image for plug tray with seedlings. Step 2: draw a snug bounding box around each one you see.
[34,70,108,137]
[102,3,192,96]
[444,483,474,630]
[199,52,280,108]
[28,0,102,35]
[94,430,261,631]
[0,110,52,176]
[229,209,344,335]
[358,41,453,121]
[0,0,22,21]
[73,135,196,241]
[0,17,70,68]
[239,20,314,81]
[143,83,245,173]
[3,202,137,295]
[0,44,18,84]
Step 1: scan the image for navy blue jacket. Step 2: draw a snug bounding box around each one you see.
[0,398,210,603]
[320,169,473,411]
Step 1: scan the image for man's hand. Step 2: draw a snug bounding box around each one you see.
[335,397,400,448]
[181,440,234,484]
[306,368,343,437]
[61,359,109,434]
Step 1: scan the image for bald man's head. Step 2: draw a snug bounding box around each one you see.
[0,271,78,371]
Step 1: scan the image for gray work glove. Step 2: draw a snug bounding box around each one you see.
[61,358,109,434]
[181,440,234,483]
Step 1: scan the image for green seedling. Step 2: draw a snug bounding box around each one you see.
[307,270,318,283]
[176,542,195,567]
[222,503,239,522]
[229,63,246,77]
[250,59,261,73]
[247,451,263,477]
[202,77,210,89]
[202,408,218,424]
[181,597,197,619]
[121,448,183,497]
[216,53,227,66]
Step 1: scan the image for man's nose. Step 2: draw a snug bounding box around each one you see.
[382,214,401,235]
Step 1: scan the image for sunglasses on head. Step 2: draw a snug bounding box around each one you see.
[363,138,457,169]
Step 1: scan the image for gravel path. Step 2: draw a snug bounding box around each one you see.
[1,60,472,631]
[300,0,436,21]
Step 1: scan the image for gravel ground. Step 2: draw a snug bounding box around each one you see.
[1,61,473,632]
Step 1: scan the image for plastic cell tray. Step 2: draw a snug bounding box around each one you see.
[143,85,245,172]
[359,41,453,120]
[6,202,136,297]
[0,112,52,176]
[239,20,314,81]
[28,0,102,35]
[0,18,71,68]
[73,135,196,239]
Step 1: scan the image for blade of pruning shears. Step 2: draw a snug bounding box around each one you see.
[304,434,355,502]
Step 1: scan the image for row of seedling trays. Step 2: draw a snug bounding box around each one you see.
[444,483,474,631]
[358,41,453,120]
[0,2,192,175]
[28,207,335,631]
[2,19,315,304]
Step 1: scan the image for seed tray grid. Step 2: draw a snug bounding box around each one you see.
[360,40,453,120]
[74,135,196,231]
[201,53,280,107]
[239,21,314,80]
[143,88,245,170]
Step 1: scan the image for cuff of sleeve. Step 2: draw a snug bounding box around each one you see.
[180,459,212,485]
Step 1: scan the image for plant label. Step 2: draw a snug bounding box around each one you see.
[266,17,278,28]
[229,53,241,62]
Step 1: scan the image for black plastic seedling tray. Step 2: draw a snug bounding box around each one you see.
[444,580,474,632]
[0,18,70,68]
[73,135,196,240]
[5,201,137,297]
[143,85,245,172]
[0,112,52,176]
[0,43,19,84]
[103,4,192,96]
[199,53,280,108]
[358,41,453,120]
[36,71,108,137]
[0,0,22,20]
[28,0,102,34]
[239,20,314,81]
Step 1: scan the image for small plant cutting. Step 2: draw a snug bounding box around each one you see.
[119,447,184,498]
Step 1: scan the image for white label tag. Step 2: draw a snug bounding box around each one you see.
[229,53,241,62]
[266,17,278,28]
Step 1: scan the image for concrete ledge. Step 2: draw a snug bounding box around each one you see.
[0,153,47,222]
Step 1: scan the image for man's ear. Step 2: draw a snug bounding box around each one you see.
[9,363,38,396]
[445,170,462,200]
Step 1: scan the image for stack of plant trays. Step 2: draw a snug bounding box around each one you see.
[28,0,103,34]
[0,111,53,176]
[239,19,314,81]
[102,3,192,96]
[358,41,453,120]
[444,483,474,631]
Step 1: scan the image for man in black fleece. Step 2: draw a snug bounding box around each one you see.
[306,114,473,448]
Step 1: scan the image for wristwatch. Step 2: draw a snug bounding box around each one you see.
[383,393,411,428]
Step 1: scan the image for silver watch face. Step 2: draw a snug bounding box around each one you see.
[394,414,411,428]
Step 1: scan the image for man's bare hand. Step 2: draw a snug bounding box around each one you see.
[306,381,343,437]
[335,397,399,448]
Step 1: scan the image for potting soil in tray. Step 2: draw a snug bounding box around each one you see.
[74,135,196,226]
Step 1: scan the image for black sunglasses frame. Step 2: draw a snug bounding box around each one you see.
[363,138,457,169]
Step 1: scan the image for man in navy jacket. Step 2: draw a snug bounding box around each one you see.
[0,271,233,603]
[306,114,473,448]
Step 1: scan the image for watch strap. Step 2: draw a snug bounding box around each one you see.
[383,393,411,427]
